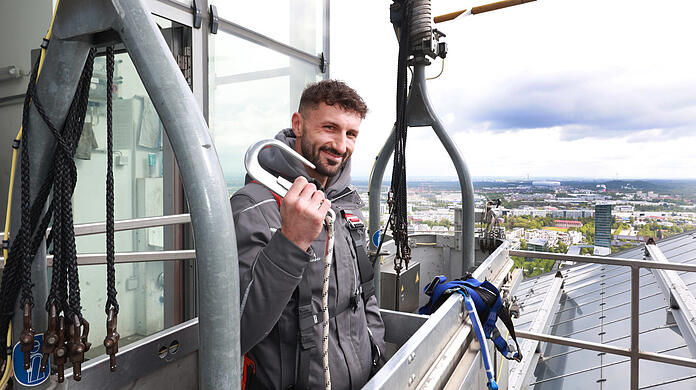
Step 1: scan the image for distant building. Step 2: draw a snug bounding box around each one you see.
[532,180,561,188]
[595,204,612,248]
[528,238,548,252]
[554,220,583,228]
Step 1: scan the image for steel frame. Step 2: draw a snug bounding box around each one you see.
[645,243,696,358]
[508,272,564,390]
[9,0,239,388]
[368,60,476,304]
[510,249,696,389]
[364,241,512,389]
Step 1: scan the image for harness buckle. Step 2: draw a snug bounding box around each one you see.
[341,211,364,230]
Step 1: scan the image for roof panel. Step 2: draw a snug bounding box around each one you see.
[512,232,696,386]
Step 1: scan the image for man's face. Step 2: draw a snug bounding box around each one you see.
[292,102,362,182]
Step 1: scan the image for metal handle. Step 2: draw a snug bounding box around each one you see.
[244,139,315,198]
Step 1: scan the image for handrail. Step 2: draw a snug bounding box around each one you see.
[0,250,196,268]
[510,248,696,389]
[69,213,191,236]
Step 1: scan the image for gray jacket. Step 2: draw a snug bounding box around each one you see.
[231,129,386,390]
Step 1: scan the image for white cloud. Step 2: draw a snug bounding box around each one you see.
[331,0,696,179]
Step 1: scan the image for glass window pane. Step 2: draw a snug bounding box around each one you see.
[72,50,169,357]
[210,32,322,194]
[211,0,324,55]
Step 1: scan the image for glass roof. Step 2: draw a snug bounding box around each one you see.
[512,231,696,388]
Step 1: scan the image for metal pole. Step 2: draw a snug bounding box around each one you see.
[409,61,475,272]
[367,126,396,304]
[112,0,240,388]
[630,265,640,390]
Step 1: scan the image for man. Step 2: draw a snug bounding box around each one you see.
[231,80,386,390]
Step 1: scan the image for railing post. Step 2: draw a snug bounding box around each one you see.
[630,265,640,390]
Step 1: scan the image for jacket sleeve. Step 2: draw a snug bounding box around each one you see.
[231,194,311,354]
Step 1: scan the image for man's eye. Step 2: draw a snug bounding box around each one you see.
[325,125,335,130]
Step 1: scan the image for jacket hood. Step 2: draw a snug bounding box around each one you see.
[254,129,352,197]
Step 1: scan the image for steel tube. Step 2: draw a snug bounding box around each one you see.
[367,125,396,304]
[112,0,240,388]
[510,250,696,273]
[412,63,475,272]
[631,266,640,390]
[509,272,564,390]
[516,330,696,369]
[1,250,196,268]
[217,17,322,68]
[60,250,196,266]
[58,213,191,237]
[645,243,696,358]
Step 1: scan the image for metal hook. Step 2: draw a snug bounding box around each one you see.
[40,304,58,372]
[104,308,120,371]
[19,301,34,370]
[54,316,67,383]
[244,139,315,198]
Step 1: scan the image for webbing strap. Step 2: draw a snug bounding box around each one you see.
[342,210,376,302]
[296,277,313,390]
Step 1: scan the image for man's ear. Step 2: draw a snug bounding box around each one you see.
[291,112,302,137]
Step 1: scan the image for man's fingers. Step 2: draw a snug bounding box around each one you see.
[310,189,325,204]
[285,176,308,200]
[298,182,317,200]
[318,198,331,215]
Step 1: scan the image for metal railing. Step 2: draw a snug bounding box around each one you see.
[0,213,193,267]
[510,249,696,389]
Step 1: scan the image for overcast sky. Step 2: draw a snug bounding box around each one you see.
[331,0,696,180]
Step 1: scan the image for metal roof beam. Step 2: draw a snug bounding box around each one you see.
[508,271,565,390]
[645,242,696,358]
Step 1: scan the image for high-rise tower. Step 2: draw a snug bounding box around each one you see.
[595,204,612,249]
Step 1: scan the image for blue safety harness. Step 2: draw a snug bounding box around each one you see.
[419,275,523,362]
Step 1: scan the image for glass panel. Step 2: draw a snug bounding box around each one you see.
[211,0,324,55]
[209,31,323,195]
[600,360,630,389]
[531,365,600,390]
[639,357,696,389]
[539,346,599,375]
[69,18,190,355]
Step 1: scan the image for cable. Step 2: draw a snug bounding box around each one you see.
[426,58,445,80]
[496,329,509,380]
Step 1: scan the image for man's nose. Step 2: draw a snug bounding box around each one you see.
[331,133,348,155]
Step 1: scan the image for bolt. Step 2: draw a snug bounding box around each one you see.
[408,352,416,363]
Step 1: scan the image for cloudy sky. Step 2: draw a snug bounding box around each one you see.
[331,0,696,180]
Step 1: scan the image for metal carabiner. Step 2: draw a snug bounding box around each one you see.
[244,139,315,198]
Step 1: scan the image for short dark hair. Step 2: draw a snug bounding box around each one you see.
[299,80,368,119]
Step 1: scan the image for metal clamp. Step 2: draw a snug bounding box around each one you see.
[192,0,202,29]
[244,139,315,198]
[209,5,219,34]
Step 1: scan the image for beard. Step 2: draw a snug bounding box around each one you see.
[299,131,350,178]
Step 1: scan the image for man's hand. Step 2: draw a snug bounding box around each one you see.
[280,177,332,251]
